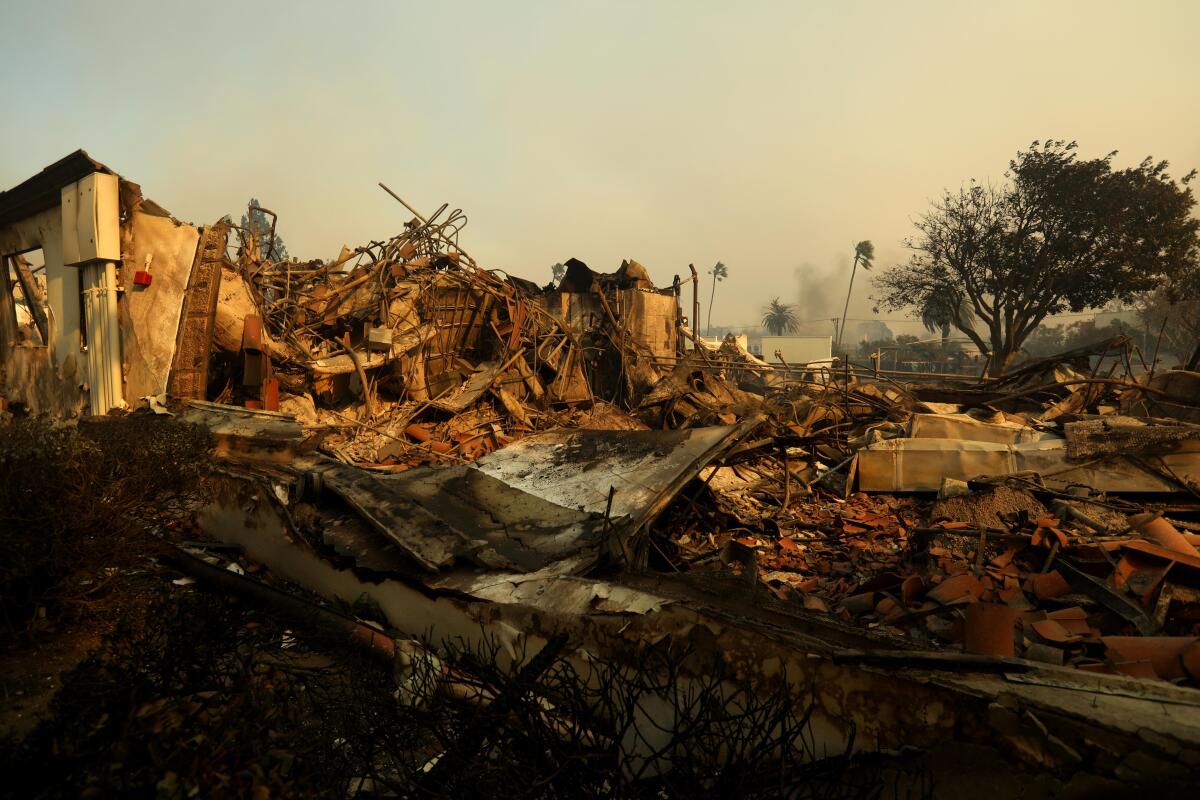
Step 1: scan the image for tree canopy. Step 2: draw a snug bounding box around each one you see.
[239,198,288,260]
[873,141,1200,375]
[853,240,875,269]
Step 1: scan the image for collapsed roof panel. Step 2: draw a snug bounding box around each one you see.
[292,419,762,576]
[317,462,607,574]
[471,423,756,520]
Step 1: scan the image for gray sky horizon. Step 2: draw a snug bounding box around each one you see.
[3,1,1198,337]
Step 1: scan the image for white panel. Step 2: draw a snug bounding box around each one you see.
[60,181,80,265]
[856,437,1200,493]
[60,172,120,265]
[90,173,120,261]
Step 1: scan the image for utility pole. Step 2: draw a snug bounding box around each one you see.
[688,264,700,346]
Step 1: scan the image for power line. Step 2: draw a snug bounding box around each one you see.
[727,309,1140,329]
[793,310,1140,325]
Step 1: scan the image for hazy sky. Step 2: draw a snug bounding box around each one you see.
[3,1,1198,335]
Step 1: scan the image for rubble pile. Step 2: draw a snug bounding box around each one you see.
[211,210,1200,687]
[216,205,691,468]
[218,208,581,465]
[125,195,1200,785]
[667,476,1200,680]
[645,353,1200,685]
[5,153,1200,790]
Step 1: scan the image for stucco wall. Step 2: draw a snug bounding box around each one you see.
[0,207,86,416]
[120,212,200,400]
[618,289,678,360]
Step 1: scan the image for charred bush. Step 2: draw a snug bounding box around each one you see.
[1,590,354,798]
[2,591,931,799]
[322,631,934,799]
[0,416,212,640]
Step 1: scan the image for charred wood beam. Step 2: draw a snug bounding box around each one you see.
[9,253,48,343]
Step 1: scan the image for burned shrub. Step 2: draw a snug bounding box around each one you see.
[3,587,931,799]
[1,591,353,799]
[0,416,212,639]
[322,632,934,799]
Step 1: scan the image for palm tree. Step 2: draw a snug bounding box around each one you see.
[761,298,799,336]
[919,286,974,370]
[550,262,565,286]
[919,286,971,346]
[706,261,728,335]
[835,241,874,352]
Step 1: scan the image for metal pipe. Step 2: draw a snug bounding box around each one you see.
[377,182,480,268]
[81,261,124,414]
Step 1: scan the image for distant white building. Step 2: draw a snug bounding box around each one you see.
[1092,309,1141,329]
[696,332,749,352]
[760,335,832,365]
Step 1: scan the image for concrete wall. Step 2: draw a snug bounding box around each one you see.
[549,288,679,362]
[617,289,678,360]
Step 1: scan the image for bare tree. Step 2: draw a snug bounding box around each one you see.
[1137,288,1200,368]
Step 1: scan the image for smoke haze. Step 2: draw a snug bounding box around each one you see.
[1,2,1197,334]
[791,262,839,336]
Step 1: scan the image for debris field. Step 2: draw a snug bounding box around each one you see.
[3,151,1200,795]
